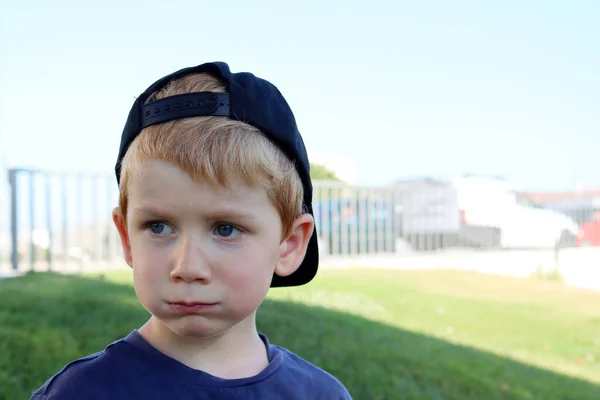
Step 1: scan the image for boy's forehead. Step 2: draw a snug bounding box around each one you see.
[128,159,270,205]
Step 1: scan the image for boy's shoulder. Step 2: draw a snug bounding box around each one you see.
[30,334,137,399]
[30,331,352,400]
[271,343,352,398]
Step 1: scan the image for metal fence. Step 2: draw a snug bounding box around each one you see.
[1,168,122,273]
[2,168,600,275]
[1,170,405,274]
[312,181,398,256]
[0,164,8,269]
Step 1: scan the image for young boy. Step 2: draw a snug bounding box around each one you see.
[30,62,352,399]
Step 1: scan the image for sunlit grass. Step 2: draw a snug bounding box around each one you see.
[2,268,599,399]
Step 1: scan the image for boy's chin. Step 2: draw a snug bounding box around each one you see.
[159,316,249,340]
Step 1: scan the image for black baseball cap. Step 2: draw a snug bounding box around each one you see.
[115,62,319,287]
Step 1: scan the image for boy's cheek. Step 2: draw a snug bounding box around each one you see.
[129,241,169,277]
[224,270,271,316]
[220,252,277,293]
[130,235,160,258]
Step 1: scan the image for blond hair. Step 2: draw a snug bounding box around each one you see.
[118,73,304,240]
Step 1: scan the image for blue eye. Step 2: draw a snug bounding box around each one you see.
[148,222,172,235]
[216,224,240,238]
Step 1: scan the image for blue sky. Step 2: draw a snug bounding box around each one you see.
[1,0,599,191]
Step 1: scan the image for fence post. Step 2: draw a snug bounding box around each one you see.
[9,169,18,271]
[29,171,35,270]
[46,176,53,270]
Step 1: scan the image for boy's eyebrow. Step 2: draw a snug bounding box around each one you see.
[131,205,260,221]
[131,205,171,216]
[202,208,260,221]
[130,205,176,221]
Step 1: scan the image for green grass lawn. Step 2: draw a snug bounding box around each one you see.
[1,268,599,400]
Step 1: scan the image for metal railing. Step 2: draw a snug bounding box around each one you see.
[313,181,398,256]
[2,170,406,273]
[2,168,121,273]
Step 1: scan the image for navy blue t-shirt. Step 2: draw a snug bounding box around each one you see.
[30,330,352,399]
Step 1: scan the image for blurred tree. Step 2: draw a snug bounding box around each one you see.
[310,163,341,181]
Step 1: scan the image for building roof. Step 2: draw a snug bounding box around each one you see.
[517,190,600,203]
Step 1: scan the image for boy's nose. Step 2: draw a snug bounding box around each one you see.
[170,236,213,283]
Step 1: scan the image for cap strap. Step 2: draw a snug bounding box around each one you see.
[140,92,230,129]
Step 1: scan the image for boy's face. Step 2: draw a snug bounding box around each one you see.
[113,159,313,339]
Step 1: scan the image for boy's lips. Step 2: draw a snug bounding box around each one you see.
[168,301,218,313]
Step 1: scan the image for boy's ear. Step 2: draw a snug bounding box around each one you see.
[112,207,133,268]
[275,214,314,278]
